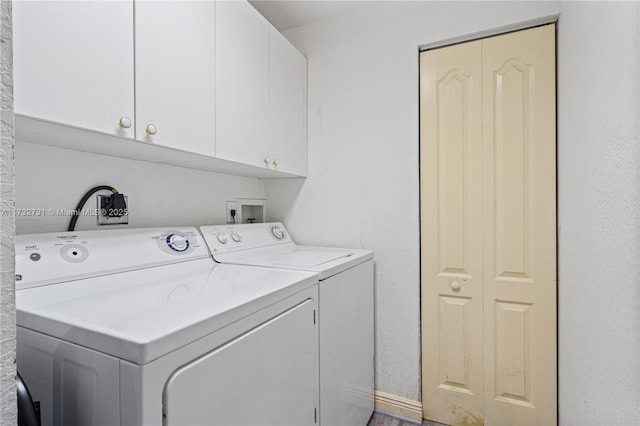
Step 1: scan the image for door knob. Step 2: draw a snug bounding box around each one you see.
[118,117,131,129]
[450,281,460,291]
[146,124,157,135]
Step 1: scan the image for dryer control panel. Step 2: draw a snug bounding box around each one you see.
[200,222,293,255]
[16,227,209,289]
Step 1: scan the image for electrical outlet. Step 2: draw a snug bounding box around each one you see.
[226,201,237,224]
[97,194,129,225]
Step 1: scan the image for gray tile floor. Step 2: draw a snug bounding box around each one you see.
[368,411,448,426]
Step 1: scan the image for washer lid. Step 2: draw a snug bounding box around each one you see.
[16,259,317,365]
[215,245,373,280]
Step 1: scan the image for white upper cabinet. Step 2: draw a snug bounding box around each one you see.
[216,1,308,176]
[14,0,135,138]
[135,1,216,156]
[215,0,270,168]
[268,27,308,176]
[14,0,307,178]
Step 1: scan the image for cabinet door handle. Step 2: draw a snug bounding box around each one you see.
[272,159,279,166]
[146,124,157,136]
[450,281,460,291]
[263,157,270,164]
[119,117,132,129]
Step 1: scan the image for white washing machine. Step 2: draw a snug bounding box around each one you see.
[199,222,374,426]
[15,227,320,426]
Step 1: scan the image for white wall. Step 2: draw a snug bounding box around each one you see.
[0,0,16,423]
[266,0,562,403]
[15,142,265,234]
[557,1,640,424]
[267,1,640,421]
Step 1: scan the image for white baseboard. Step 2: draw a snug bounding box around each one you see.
[374,390,423,422]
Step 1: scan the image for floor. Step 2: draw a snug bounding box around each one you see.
[368,411,447,426]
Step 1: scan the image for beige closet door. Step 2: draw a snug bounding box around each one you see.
[420,24,556,426]
[420,40,484,425]
[482,25,556,425]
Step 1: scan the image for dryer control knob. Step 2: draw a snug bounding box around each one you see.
[270,226,285,240]
[167,234,189,252]
[230,232,241,242]
[217,233,228,244]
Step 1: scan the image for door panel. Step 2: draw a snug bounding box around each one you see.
[493,58,531,279]
[438,295,473,392]
[420,40,484,425]
[482,25,556,426]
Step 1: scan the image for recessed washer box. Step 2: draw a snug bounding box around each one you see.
[236,198,266,224]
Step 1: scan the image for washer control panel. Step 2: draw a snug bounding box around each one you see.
[16,227,208,289]
[200,222,292,255]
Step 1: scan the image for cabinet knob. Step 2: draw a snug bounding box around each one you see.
[119,117,132,129]
[272,159,279,166]
[146,124,157,136]
[450,281,460,292]
[263,157,270,164]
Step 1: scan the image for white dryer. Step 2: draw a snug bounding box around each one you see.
[199,222,374,426]
[15,227,320,426]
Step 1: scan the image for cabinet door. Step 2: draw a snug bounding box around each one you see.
[135,1,215,156]
[13,1,134,138]
[269,27,308,176]
[215,0,269,167]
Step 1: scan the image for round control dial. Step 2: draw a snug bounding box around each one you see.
[166,233,189,252]
[270,226,285,240]
[60,244,89,263]
[230,232,241,243]
[217,233,228,244]
[157,231,197,255]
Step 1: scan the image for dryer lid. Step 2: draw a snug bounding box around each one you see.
[16,260,317,365]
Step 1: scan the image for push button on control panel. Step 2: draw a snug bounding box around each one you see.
[29,253,41,261]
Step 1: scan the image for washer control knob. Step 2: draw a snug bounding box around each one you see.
[217,233,228,244]
[271,226,285,240]
[167,234,189,252]
[230,232,241,242]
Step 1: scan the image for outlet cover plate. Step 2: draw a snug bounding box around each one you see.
[226,200,237,224]
[97,194,129,225]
